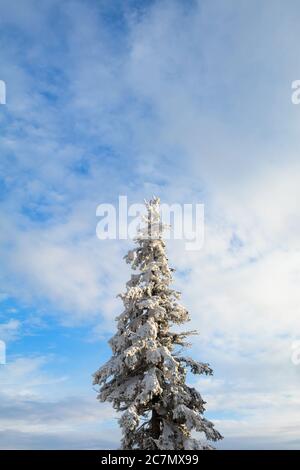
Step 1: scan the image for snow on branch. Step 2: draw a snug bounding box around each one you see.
[178,357,213,375]
[136,367,163,405]
[93,197,222,449]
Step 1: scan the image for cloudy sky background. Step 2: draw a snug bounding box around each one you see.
[1,0,300,449]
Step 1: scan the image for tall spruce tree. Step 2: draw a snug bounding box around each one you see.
[93,197,222,449]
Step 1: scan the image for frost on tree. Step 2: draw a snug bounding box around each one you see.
[93,197,222,450]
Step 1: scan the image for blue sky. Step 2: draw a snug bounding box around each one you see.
[1,0,300,449]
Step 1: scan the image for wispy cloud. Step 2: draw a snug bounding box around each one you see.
[0,355,119,449]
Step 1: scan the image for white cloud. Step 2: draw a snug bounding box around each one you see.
[0,355,119,449]
[0,319,21,343]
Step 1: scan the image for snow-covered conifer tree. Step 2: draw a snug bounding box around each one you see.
[93,197,222,450]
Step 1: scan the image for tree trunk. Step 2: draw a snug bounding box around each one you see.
[151,408,160,440]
